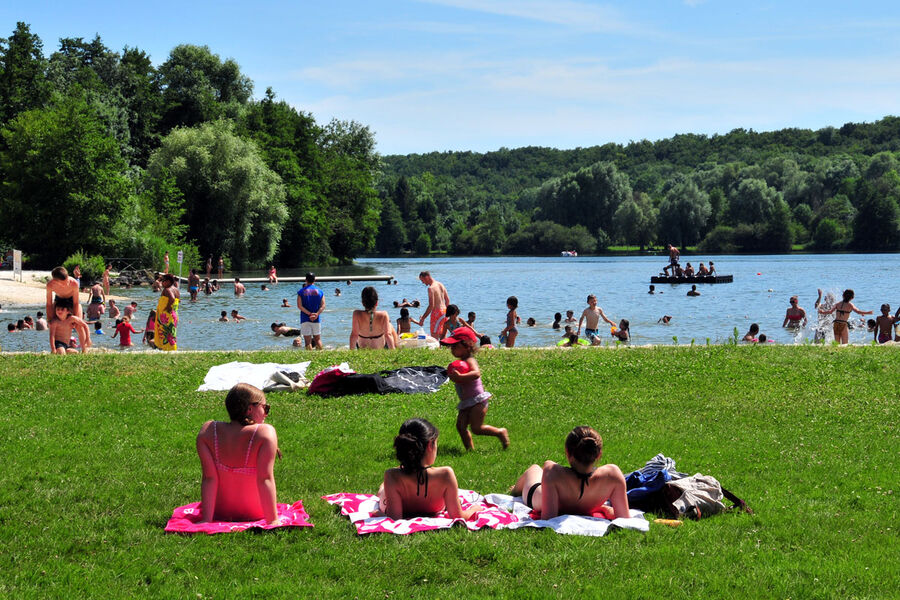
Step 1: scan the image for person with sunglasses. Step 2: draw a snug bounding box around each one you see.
[195,383,282,524]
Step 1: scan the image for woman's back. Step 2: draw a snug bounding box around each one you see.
[382,465,456,517]
[544,462,627,517]
[198,421,271,521]
[352,309,391,348]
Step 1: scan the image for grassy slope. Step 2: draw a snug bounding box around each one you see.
[0,347,897,599]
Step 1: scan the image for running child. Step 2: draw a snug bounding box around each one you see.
[440,326,509,450]
[48,300,91,354]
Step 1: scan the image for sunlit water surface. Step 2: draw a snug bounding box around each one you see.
[3,254,898,352]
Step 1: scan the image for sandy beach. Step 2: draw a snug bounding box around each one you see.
[0,271,129,307]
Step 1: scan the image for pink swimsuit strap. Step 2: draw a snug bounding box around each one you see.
[213,422,259,474]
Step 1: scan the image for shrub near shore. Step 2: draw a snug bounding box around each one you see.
[0,346,897,598]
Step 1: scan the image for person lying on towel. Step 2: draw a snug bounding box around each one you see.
[375,418,484,520]
[510,426,630,519]
[195,383,283,524]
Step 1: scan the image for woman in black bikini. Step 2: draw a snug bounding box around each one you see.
[349,286,399,349]
[510,426,630,520]
[818,289,872,344]
[375,418,482,520]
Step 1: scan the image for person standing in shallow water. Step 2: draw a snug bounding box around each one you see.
[297,272,325,350]
[155,274,180,351]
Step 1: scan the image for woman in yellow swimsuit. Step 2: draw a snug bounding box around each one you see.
[818,289,871,344]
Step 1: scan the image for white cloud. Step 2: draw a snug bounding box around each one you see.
[291,53,900,154]
[417,0,642,34]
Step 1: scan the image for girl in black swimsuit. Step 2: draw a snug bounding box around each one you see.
[818,289,872,344]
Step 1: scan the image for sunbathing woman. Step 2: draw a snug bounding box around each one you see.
[376,418,482,520]
[195,383,281,524]
[510,426,629,520]
[350,286,399,349]
[818,289,872,344]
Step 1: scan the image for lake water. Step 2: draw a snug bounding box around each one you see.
[2,254,898,352]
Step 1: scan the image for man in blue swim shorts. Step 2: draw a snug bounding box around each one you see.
[297,272,325,349]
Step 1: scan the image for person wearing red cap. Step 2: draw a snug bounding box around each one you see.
[441,326,509,451]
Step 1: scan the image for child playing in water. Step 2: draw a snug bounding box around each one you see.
[113,315,142,347]
[439,304,465,339]
[93,321,104,336]
[396,307,412,334]
[219,311,229,322]
[873,304,900,344]
[742,323,760,342]
[611,319,630,342]
[143,310,157,347]
[500,296,519,347]
[564,310,577,324]
[108,300,120,320]
[441,326,509,451]
[49,300,91,354]
[577,294,616,345]
[552,313,562,329]
[231,310,246,322]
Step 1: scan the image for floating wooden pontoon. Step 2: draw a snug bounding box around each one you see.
[650,275,733,284]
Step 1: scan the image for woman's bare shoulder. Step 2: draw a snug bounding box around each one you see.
[197,420,216,437]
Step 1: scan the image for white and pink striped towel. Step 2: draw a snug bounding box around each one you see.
[164,501,313,534]
[322,490,517,535]
[483,494,649,536]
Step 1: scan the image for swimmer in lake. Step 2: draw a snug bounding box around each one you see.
[782,296,807,328]
[687,284,700,297]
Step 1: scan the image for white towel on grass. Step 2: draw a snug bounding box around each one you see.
[483,494,649,537]
[197,361,313,391]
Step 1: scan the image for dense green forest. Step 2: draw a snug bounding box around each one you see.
[2,22,899,271]
[379,118,900,256]
[0,22,379,270]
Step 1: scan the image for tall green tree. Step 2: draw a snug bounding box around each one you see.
[536,161,631,233]
[658,180,711,246]
[0,94,131,264]
[851,175,900,250]
[612,192,657,249]
[146,120,287,268]
[158,44,252,132]
[317,119,381,263]
[0,22,50,124]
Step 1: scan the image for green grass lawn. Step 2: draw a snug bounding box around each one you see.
[1,346,897,599]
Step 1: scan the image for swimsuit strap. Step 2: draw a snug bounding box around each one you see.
[415,467,428,497]
[244,425,260,467]
[568,467,593,499]
[213,422,220,464]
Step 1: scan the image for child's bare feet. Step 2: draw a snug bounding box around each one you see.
[499,428,510,449]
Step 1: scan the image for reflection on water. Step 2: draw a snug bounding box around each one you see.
[2,254,898,352]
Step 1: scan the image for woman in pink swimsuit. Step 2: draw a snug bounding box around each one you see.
[195,384,281,523]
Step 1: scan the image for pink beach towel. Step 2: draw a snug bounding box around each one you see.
[164,501,313,534]
[322,489,517,535]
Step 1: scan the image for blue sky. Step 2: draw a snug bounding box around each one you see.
[3,1,900,154]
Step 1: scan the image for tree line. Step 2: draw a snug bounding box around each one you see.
[379,120,900,255]
[0,22,380,269]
